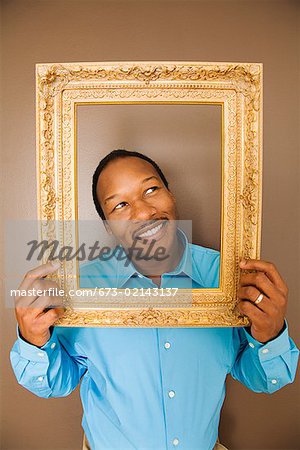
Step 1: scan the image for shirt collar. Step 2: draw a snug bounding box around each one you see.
[115,227,204,287]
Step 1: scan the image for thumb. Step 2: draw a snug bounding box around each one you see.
[20,261,61,290]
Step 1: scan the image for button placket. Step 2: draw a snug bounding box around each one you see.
[158,329,181,448]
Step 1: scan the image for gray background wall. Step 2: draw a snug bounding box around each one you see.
[1,1,299,449]
[77,103,221,252]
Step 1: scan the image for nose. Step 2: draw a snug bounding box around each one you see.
[130,199,157,222]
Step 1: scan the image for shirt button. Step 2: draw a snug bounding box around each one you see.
[248,342,255,348]
[262,348,269,354]
[168,390,175,398]
[164,342,171,349]
[37,352,45,357]
[51,343,56,349]
[173,438,179,446]
[271,379,277,384]
[37,376,44,382]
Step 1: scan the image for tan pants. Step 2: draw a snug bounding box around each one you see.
[83,433,91,450]
[214,439,229,450]
[82,434,228,450]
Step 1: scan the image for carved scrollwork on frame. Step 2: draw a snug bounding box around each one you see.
[55,306,249,328]
[36,61,262,327]
[37,62,261,90]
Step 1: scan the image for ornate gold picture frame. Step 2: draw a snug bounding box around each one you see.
[36,61,262,327]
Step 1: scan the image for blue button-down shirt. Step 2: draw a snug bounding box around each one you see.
[10,229,299,450]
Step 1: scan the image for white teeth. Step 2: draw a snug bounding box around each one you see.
[139,223,163,238]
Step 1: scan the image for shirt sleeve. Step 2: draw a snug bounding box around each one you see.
[10,324,87,398]
[230,319,299,393]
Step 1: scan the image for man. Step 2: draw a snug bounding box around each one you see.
[10,150,299,450]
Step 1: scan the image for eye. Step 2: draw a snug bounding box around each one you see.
[113,201,128,211]
[145,186,159,195]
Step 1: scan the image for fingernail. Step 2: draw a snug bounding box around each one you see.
[240,259,247,267]
[50,260,60,270]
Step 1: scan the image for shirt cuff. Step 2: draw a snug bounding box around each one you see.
[242,319,291,360]
[16,324,59,363]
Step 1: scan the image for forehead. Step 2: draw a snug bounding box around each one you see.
[97,156,161,200]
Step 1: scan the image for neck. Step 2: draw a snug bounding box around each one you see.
[130,232,185,281]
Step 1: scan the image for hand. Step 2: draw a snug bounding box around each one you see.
[14,261,65,347]
[237,259,288,343]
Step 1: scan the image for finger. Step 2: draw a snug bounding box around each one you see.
[30,279,64,310]
[34,295,64,312]
[239,272,278,300]
[240,259,287,294]
[15,279,63,311]
[237,299,266,324]
[237,286,275,314]
[38,307,66,327]
[239,272,286,308]
[18,261,61,291]
[16,297,65,322]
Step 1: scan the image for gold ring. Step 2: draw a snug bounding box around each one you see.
[254,293,264,304]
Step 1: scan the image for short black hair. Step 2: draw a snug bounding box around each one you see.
[92,149,169,220]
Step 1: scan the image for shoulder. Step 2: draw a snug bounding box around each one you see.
[190,243,220,288]
[190,243,220,256]
[79,254,118,288]
[190,243,220,262]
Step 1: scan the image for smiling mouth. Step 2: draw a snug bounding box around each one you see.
[134,220,168,240]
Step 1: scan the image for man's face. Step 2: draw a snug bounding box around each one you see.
[96,157,178,257]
